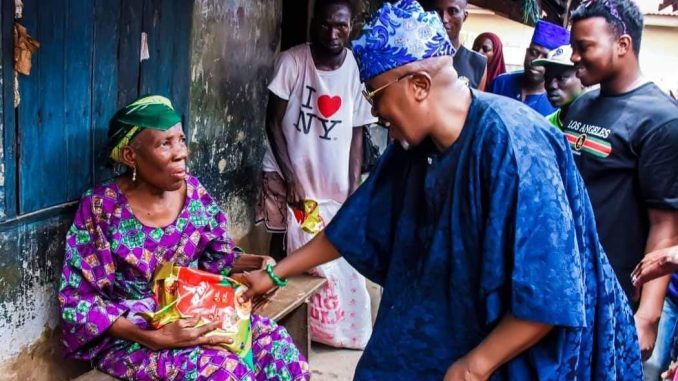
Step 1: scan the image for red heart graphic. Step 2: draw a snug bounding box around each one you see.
[317,95,342,118]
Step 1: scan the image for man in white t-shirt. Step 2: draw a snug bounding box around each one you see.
[257,0,376,260]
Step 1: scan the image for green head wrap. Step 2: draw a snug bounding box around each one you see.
[108,95,181,163]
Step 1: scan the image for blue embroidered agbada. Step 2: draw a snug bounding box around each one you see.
[325,91,642,380]
[331,1,642,379]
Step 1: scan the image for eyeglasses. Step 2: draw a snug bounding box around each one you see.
[581,0,627,35]
[362,73,414,106]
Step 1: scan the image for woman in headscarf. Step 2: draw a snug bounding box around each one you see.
[472,32,506,89]
[58,95,309,381]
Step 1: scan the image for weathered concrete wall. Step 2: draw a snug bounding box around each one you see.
[0,215,90,381]
[188,0,283,249]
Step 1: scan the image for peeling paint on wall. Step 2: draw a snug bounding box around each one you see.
[0,216,69,362]
[0,326,89,381]
[188,0,283,241]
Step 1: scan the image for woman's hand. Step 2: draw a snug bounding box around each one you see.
[232,269,276,301]
[261,255,276,270]
[443,356,489,381]
[146,316,232,351]
[632,245,678,288]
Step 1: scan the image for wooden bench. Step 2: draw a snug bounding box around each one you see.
[72,275,326,381]
[256,274,326,360]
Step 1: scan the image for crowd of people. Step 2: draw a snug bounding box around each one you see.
[57,0,677,380]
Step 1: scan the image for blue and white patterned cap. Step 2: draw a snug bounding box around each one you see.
[532,45,574,67]
[352,0,456,82]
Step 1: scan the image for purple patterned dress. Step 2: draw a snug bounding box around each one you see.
[58,176,309,381]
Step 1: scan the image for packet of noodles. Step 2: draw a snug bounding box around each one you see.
[292,199,325,234]
[141,262,253,370]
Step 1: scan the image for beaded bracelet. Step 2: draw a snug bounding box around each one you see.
[265,263,288,287]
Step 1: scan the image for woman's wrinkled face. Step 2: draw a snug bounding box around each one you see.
[130,123,188,191]
[474,37,494,62]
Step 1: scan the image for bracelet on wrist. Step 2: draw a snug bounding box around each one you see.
[265,263,288,287]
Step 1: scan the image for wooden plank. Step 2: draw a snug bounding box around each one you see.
[14,0,38,214]
[139,0,193,119]
[255,275,326,321]
[278,302,311,360]
[92,0,122,183]
[139,0,162,97]
[28,0,67,211]
[154,0,175,98]
[170,0,194,126]
[17,0,50,213]
[64,0,95,200]
[117,0,143,107]
[0,0,3,219]
[0,0,16,219]
[19,0,98,213]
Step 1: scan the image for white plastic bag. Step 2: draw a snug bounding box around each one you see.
[286,200,372,349]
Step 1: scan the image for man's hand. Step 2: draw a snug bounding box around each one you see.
[634,313,659,361]
[285,177,306,208]
[633,209,678,361]
[443,356,488,381]
[232,269,276,301]
[147,316,232,351]
[661,360,678,380]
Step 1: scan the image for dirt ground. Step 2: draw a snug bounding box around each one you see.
[309,343,363,380]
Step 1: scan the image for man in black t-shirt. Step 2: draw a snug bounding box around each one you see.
[566,0,678,369]
[422,0,488,90]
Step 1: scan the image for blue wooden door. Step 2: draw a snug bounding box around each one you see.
[15,0,192,214]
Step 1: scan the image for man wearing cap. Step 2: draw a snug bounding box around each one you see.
[490,20,570,116]
[532,45,585,129]
[237,1,641,379]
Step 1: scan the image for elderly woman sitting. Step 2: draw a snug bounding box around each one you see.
[58,96,309,381]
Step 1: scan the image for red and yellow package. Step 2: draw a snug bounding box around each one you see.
[142,263,253,369]
[292,199,326,235]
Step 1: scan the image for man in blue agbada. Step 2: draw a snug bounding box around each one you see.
[238,1,642,379]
